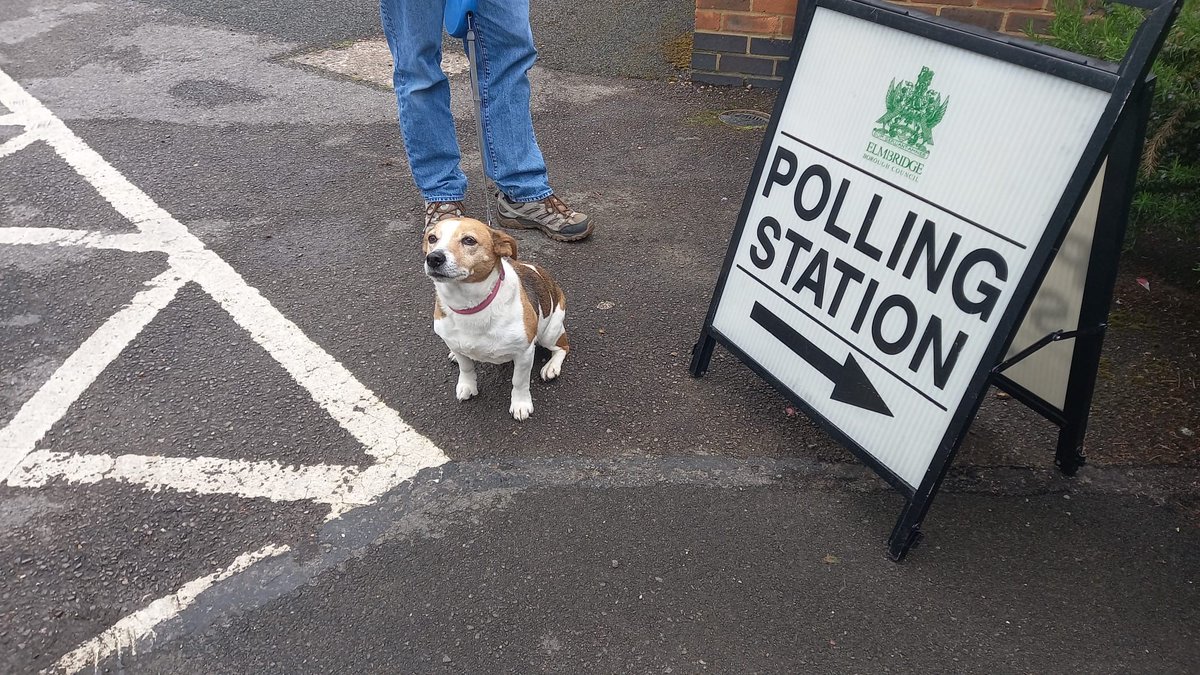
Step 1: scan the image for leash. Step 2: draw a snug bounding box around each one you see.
[446,0,494,227]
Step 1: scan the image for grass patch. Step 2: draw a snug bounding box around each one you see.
[1107,306,1156,331]
[683,110,725,127]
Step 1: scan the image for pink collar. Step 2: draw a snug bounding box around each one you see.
[450,262,505,315]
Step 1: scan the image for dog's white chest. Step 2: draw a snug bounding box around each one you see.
[435,312,530,364]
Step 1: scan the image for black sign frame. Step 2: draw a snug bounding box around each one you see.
[990,77,1155,477]
[690,0,1181,560]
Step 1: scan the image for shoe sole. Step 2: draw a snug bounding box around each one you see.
[498,215,593,242]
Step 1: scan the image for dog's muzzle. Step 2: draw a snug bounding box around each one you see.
[425,249,456,279]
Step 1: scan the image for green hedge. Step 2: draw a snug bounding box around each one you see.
[1036,0,1199,262]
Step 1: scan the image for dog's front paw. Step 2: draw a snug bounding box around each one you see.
[456,377,478,401]
[539,360,561,381]
[509,395,533,421]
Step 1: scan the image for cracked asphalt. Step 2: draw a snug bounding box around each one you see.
[0,0,1196,673]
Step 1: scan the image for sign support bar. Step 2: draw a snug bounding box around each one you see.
[1052,78,1156,476]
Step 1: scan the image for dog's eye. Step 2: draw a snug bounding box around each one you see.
[427,234,437,244]
[461,236,478,246]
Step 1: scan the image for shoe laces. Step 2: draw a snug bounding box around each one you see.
[542,195,573,217]
[426,201,465,220]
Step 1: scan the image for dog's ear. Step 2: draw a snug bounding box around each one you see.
[491,228,518,260]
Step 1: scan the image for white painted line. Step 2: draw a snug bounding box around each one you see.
[0,66,448,476]
[0,112,21,125]
[0,69,182,241]
[0,129,37,158]
[9,450,361,505]
[48,543,290,675]
[0,270,186,481]
[324,453,446,519]
[0,226,157,252]
[175,248,446,465]
[0,54,453,675]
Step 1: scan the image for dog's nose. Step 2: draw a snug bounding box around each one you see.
[426,250,447,268]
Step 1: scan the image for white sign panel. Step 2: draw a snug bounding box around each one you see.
[1003,162,1105,411]
[709,8,1110,488]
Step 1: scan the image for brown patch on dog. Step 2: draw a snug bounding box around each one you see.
[554,283,567,310]
[520,290,538,342]
[433,296,444,320]
[513,262,564,318]
[491,228,518,260]
[555,332,570,352]
[457,220,501,283]
[426,218,507,283]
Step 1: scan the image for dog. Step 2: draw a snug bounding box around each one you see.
[422,217,569,421]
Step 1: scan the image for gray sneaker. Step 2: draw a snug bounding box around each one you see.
[496,193,593,242]
[424,200,465,232]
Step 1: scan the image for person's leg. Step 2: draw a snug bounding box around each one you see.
[471,0,593,241]
[469,0,549,202]
[379,0,467,204]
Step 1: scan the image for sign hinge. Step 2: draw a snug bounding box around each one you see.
[991,323,1108,374]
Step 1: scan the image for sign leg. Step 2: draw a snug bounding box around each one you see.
[690,332,717,378]
[1055,417,1088,476]
[1054,79,1154,478]
[888,498,927,562]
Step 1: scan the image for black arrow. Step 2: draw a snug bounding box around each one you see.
[750,302,893,417]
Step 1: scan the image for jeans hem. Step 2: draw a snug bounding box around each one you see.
[423,194,467,203]
[503,188,554,203]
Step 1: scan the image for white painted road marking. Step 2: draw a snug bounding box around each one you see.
[0,64,450,673]
[48,544,291,675]
[0,270,187,480]
[9,450,360,506]
[0,226,159,251]
[0,65,449,502]
[0,129,38,158]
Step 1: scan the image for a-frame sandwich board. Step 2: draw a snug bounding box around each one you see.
[690,0,1182,560]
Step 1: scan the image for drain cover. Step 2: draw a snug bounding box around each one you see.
[718,109,770,129]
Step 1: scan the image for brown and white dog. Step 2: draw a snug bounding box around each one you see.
[422,217,569,421]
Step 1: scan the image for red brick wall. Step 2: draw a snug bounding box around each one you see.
[693,0,1055,87]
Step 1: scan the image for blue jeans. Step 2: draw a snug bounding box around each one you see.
[379,0,553,203]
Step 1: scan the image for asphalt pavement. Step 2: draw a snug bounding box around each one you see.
[0,0,1196,673]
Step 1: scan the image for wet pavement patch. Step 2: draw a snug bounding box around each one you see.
[137,0,383,46]
[168,79,267,107]
[0,247,169,426]
[0,481,324,674]
[116,471,1200,674]
[0,142,142,233]
[95,44,154,73]
[35,282,376,467]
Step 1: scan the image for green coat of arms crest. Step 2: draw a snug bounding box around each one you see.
[873,66,949,159]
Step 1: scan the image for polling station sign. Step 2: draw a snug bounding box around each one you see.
[692,0,1180,559]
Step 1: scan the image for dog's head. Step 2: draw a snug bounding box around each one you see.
[423,218,518,283]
